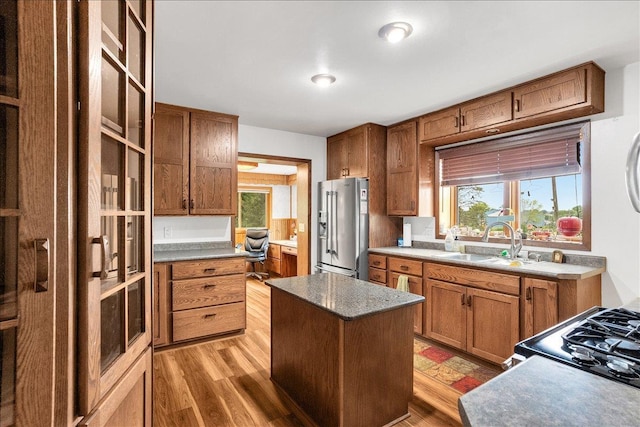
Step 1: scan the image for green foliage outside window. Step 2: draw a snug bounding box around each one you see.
[237,192,267,228]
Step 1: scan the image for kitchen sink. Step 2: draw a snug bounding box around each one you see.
[434,253,492,262]
[478,257,533,266]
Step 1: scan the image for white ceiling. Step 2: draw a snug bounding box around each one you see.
[154,1,640,138]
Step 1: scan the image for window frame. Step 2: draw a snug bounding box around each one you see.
[236,186,272,231]
[435,121,591,251]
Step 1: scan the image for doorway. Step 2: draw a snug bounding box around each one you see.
[236,153,311,277]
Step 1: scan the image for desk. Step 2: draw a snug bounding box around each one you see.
[267,240,297,277]
[266,273,424,427]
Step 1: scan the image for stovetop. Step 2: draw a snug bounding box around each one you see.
[515,306,640,389]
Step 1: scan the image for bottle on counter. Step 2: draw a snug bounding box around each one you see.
[444,229,454,251]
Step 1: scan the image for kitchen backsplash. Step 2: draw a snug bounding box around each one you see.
[403,216,436,241]
[153,216,231,244]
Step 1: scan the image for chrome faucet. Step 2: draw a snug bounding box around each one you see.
[481,221,523,259]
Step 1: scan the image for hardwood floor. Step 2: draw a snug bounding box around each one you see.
[153,279,463,426]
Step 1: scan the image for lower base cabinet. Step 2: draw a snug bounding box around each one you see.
[424,263,520,365]
[153,257,246,348]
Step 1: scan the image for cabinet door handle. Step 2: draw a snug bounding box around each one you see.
[189,199,195,209]
[34,238,50,292]
[514,99,520,112]
[461,294,465,305]
[460,115,466,127]
[467,295,472,307]
[454,116,459,128]
[182,199,187,209]
[92,235,111,279]
[526,287,532,301]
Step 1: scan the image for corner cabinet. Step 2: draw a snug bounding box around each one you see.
[154,103,238,215]
[387,121,435,216]
[522,277,558,338]
[418,62,605,146]
[77,0,153,425]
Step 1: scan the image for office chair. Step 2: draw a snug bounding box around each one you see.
[243,228,270,281]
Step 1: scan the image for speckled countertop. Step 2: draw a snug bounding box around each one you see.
[265,272,424,321]
[369,247,605,280]
[458,355,640,427]
[154,241,247,263]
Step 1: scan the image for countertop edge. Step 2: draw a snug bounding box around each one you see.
[153,249,248,263]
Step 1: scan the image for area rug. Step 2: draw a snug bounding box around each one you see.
[413,339,502,393]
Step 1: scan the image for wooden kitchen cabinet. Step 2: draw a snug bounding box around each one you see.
[326,123,402,247]
[417,62,604,146]
[425,263,520,364]
[153,102,238,215]
[387,257,424,334]
[153,257,246,348]
[266,244,282,276]
[153,264,169,347]
[387,121,435,216]
[368,254,387,285]
[522,277,558,338]
[326,125,368,179]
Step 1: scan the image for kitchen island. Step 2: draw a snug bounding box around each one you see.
[266,273,424,427]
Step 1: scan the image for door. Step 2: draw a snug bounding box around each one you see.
[346,127,368,177]
[387,121,418,216]
[0,1,59,424]
[77,0,153,422]
[333,179,358,271]
[425,279,466,350]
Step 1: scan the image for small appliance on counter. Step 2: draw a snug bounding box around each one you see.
[506,306,640,389]
[316,177,369,279]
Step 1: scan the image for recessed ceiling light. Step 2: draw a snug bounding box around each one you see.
[311,73,336,87]
[378,22,413,43]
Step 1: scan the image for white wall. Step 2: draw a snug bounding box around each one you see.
[153,216,231,244]
[590,62,640,306]
[238,124,327,269]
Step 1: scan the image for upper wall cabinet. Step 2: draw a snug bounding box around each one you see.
[418,62,605,146]
[327,125,368,179]
[154,103,238,215]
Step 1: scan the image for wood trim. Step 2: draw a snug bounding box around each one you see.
[425,262,520,295]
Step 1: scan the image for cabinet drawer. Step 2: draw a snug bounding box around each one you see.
[368,268,387,285]
[266,258,281,275]
[281,245,297,256]
[388,257,423,277]
[172,274,245,311]
[267,244,281,259]
[172,302,246,342]
[368,254,387,269]
[425,262,520,296]
[172,257,245,280]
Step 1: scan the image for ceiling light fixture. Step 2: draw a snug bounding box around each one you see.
[378,22,413,43]
[237,161,259,171]
[311,73,336,87]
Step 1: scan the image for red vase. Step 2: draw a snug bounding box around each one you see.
[556,216,582,237]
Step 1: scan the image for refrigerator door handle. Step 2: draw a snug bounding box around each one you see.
[332,190,338,256]
[325,191,331,253]
[626,132,640,213]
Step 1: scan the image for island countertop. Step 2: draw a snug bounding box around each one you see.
[265,272,424,321]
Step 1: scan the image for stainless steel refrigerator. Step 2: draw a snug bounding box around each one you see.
[316,177,369,279]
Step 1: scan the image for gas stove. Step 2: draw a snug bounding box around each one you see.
[512,306,640,389]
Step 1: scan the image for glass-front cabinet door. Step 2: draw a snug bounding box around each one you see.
[78,0,153,424]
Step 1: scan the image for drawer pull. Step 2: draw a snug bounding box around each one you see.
[204,313,217,319]
[203,284,217,289]
[400,265,409,271]
[204,268,217,274]
[373,261,380,266]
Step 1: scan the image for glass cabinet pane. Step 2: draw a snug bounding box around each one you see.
[0,106,18,210]
[0,1,18,98]
[127,84,143,147]
[127,149,142,211]
[129,0,144,21]
[101,0,123,60]
[0,327,16,426]
[127,15,144,85]
[101,135,123,211]
[125,216,142,276]
[100,290,124,372]
[101,57,124,135]
[127,280,144,345]
[100,216,121,283]
[0,218,17,321]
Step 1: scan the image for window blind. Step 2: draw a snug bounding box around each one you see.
[438,122,585,187]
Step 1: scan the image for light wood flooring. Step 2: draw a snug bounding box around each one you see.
[153,279,464,426]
